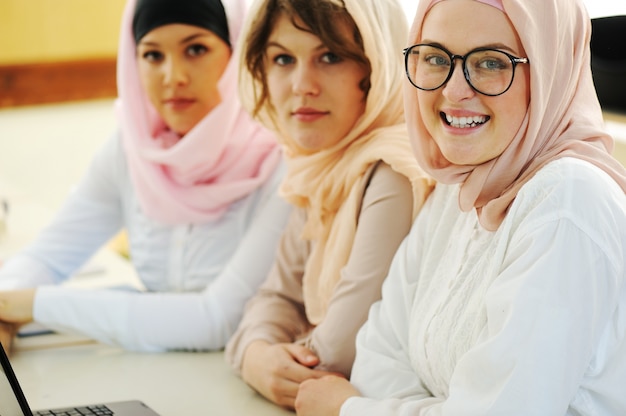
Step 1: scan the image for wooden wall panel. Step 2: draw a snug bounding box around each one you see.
[0,59,117,108]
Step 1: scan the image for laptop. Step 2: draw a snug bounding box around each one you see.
[0,342,161,416]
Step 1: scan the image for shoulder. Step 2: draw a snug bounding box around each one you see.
[515,158,625,214]
[509,157,626,243]
[96,130,125,159]
[363,161,413,200]
[355,161,415,228]
[76,130,132,201]
[89,130,128,174]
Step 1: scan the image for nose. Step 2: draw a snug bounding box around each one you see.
[291,63,320,96]
[441,62,475,102]
[162,56,189,87]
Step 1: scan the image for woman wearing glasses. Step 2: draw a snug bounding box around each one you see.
[294,0,626,414]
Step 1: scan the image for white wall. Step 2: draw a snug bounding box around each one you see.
[398,0,626,24]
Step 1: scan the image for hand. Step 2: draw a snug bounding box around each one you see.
[0,289,36,324]
[295,375,360,416]
[241,340,341,409]
[0,321,18,355]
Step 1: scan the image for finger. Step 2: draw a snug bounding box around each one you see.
[260,365,301,409]
[281,360,339,386]
[285,343,319,368]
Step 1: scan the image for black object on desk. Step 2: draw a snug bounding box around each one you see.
[0,342,161,416]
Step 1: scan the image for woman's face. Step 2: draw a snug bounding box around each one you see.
[417,0,530,165]
[137,24,231,136]
[264,13,368,153]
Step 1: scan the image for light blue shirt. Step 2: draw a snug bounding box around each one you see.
[0,132,291,351]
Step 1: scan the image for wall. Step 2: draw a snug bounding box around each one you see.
[0,0,126,107]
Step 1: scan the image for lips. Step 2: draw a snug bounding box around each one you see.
[441,111,489,128]
[292,107,328,122]
[164,98,195,111]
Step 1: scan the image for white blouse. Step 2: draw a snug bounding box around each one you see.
[343,158,626,415]
[0,132,291,352]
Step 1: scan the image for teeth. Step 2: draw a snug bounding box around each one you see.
[445,113,488,128]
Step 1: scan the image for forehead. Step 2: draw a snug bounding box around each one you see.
[420,0,522,53]
[139,23,213,44]
[267,14,319,45]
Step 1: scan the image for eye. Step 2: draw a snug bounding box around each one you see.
[469,50,512,72]
[141,50,164,63]
[272,54,295,66]
[320,52,342,64]
[477,57,508,71]
[186,43,208,57]
[424,54,449,67]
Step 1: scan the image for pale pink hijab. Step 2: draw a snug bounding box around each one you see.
[406,0,626,231]
[116,0,280,224]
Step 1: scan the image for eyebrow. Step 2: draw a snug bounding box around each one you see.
[265,40,327,52]
[139,33,213,48]
[420,40,520,55]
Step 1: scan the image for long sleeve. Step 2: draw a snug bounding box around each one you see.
[343,159,626,415]
[32,162,291,352]
[341,196,443,416]
[2,132,292,352]
[304,162,414,376]
[226,162,414,375]
[225,206,312,369]
[0,133,125,289]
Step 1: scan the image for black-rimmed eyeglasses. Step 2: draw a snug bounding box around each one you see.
[403,44,529,96]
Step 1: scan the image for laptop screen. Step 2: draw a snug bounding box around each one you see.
[0,373,26,416]
[0,343,32,416]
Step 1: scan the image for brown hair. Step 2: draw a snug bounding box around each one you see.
[243,0,371,117]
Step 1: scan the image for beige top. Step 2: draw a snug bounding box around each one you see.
[225,161,414,377]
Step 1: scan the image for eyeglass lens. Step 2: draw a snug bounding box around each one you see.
[405,45,516,96]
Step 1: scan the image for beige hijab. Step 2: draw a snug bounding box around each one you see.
[405,0,626,231]
[240,0,434,324]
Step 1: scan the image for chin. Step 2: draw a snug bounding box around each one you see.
[165,119,193,136]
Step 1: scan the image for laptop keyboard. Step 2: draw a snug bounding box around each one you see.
[34,405,114,415]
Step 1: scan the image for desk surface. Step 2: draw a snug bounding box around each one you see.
[1,165,292,416]
[11,341,293,416]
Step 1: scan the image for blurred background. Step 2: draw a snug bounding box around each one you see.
[0,0,623,109]
[0,1,125,214]
[0,0,624,217]
[0,0,125,107]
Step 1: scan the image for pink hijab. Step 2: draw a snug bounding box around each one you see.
[116,0,280,225]
[406,0,626,231]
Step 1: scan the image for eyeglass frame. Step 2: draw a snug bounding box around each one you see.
[402,43,530,97]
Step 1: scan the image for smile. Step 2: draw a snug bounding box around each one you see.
[442,112,489,128]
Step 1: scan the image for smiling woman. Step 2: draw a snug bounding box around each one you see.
[294,0,626,415]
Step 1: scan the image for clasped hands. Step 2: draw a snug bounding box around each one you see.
[241,340,360,415]
[0,288,36,355]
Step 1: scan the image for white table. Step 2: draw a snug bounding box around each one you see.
[10,341,293,416]
[1,173,292,416]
